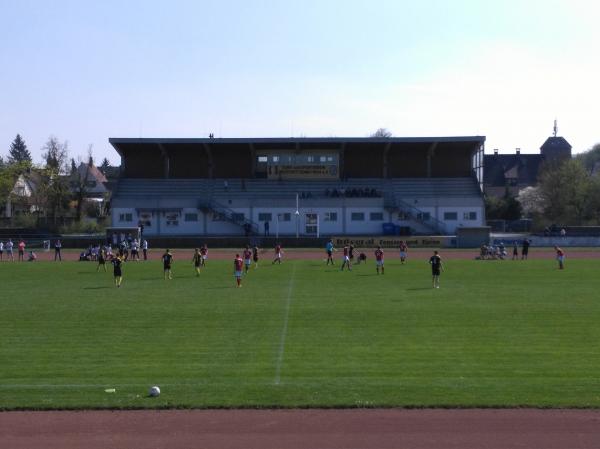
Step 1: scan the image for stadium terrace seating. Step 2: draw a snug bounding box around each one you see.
[114,177,480,202]
[388,178,481,198]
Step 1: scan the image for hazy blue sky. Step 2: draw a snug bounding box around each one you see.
[1,0,598,164]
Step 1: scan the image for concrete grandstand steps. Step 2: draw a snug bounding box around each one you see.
[114,177,479,201]
[389,178,479,197]
[115,179,210,197]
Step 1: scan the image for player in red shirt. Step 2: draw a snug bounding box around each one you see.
[234,254,244,287]
[340,245,352,271]
[374,246,385,274]
[243,245,253,273]
[272,243,283,264]
[399,241,408,264]
[554,246,565,270]
[200,244,208,267]
[18,240,26,262]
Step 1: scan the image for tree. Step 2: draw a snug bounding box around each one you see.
[8,134,32,165]
[42,136,68,173]
[485,189,522,221]
[71,162,90,221]
[70,158,77,174]
[99,157,110,173]
[516,186,544,217]
[576,143,600,173]
[40,136,70,220]
[537,159,592,224]
[87,144,94,167]
[370,128,392,138]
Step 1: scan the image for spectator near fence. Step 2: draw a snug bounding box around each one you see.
[54,240,62,261]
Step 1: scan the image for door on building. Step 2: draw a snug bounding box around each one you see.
[305,213,318,236]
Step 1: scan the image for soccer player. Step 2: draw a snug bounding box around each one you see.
[374,246,385,274]
[200,244,208,267]
[97,246,107,272]
[162,249,174,280]
[512,241,519,260]
[192,248,202,276]
[112,255,123,287]
[243,245,252,273]
[340,245,352,271]
[429,250,443,288]
[555,246,565,270]
[252,244,259,268]
[399,241,408,264]
[234,253,244,287]
[130,239,139,261]
[272,243,283,264]
[0,240,3,261]
[119,240,129,261]
[54,239,62,261]
[142,239,149,260]
[18,239,25,262]
[325,239,335,265]
[6,239,14,261]
[521,239,530,260]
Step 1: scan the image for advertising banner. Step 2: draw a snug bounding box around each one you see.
[332,236,455,248]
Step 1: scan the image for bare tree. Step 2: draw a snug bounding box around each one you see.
[41,136,70,221]
[370,128,392,138]
[42,136,69,173]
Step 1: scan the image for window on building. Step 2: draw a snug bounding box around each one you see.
[119,213,133,222]
[278,213,291,222]
[327,156,334,162]
[231,213,245,222]
[165,212,179,226]
[257,156,268,163]
[464,211,477,220]
[258,213,272,222]
[139,212,152,227]
[444,212,458,220]
[324,212,337,222]
[271,156,279,163]
[351,212,365,221]
[416,212,431,221]
[370,212,384,221]
[212,212,226,221]
[319,156,327,162]
[307,155,315,163]
[184,213,198,222]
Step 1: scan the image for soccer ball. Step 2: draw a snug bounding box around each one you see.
[149,386,161,397]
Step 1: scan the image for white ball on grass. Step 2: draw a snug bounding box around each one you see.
[149,386,161,397]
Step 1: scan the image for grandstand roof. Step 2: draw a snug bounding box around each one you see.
[110,136,485,154]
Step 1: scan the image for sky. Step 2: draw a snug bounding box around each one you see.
[1,0,599,165]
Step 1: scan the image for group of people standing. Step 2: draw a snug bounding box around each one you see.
[1,239,38,262]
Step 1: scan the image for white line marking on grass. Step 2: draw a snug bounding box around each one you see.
[274,262,297,385]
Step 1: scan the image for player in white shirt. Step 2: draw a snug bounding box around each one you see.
[6,239,14,261]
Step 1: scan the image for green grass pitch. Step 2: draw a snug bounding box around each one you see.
[2,256,600,409]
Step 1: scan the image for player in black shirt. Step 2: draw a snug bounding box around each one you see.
[162,249,174,280]
[192,248,201,277]
[429,250,443,289]
[112,256,123,287]
[97,247,107,272]
[521,239,530,260]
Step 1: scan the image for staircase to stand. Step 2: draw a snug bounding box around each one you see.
[198,199,260,235]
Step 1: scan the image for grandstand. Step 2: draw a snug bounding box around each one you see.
[110,137,485,236]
